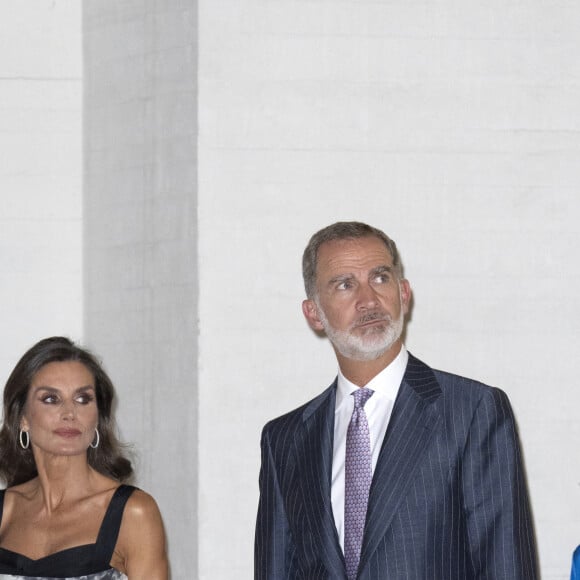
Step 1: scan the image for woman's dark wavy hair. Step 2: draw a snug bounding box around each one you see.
[0,336,133,487]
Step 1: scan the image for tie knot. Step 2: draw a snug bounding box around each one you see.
[352,387,373,409]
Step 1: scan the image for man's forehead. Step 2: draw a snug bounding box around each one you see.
[317,237,394,275]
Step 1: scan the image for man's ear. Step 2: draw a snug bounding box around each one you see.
[399,279,412,314]
[302,299,325,332]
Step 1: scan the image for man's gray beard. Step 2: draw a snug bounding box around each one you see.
[315,300,404,362]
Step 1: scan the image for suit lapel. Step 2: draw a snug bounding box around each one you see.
[358,354,442,574]
[295,381,348,579]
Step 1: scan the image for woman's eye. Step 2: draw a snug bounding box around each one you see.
[76,394,94,405]
[41,395,58,404]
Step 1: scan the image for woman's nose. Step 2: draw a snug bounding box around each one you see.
[61,401,76,420]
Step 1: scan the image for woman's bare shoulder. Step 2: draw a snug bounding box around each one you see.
[4,478,37,496]
[124,488,163,519]
[119,488,165,543]
[114,488,168,578]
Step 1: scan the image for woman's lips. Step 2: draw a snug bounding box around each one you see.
[54,428,82,438]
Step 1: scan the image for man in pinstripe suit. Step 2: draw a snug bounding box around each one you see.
[255,221,538,579]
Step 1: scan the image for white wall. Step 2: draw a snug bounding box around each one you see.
[198,2,580,579]
[0,1,82,381]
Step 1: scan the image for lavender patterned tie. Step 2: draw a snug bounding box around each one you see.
[344,387,374,580]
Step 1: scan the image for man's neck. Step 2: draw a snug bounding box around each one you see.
[336,341,403,387]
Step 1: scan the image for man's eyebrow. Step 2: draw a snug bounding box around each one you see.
[327,273,354,286]
[370,265,394,276]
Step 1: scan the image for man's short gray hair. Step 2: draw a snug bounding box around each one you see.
[302,221,403,299]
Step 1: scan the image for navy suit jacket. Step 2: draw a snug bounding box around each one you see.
[255,353,538,579]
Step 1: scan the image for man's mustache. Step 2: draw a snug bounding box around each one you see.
[354,312,391,326]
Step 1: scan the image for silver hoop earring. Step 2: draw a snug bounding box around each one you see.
[19,429,30,450]
[90,428,100,449]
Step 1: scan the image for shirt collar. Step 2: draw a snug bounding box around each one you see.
[336,344,408,406]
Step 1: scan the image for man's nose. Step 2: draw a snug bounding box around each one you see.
[356,283,379,310]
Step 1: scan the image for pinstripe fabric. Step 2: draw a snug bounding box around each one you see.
[255,354,538,580]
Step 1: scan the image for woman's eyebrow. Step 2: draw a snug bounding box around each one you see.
[32,386,59,394]
[32,385,95,394]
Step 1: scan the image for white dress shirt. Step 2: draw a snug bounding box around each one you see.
[330,345,408,550]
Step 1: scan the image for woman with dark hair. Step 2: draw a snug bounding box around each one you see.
[0,337,168,579]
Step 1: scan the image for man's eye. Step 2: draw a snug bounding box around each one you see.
[336,281,352,290]
[375,275,389,283]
